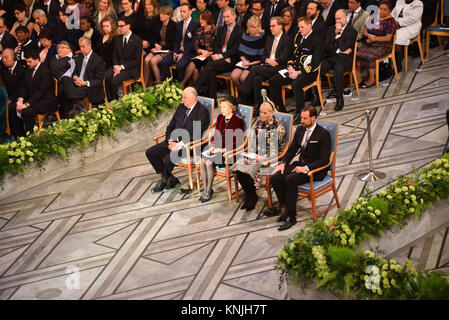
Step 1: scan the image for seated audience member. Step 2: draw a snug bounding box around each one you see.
[267,106,331,231]
[0,1,15,30]
[53,9,69,45]
[32,9,57,40]
[0,85,6,138]
[267,0,288,18]
[199,96,245,202]
[320,0,341,27]
[93,0,118,29]
[35,0,62,24]
[61,37,105,116]
[159,3,200,83]
[38,28,57,68]
[290,0,310,18]
[50,41,76,110]
[79,16,102,49]
[145,87,210,193]
[213,0,231,28]
[234,0,251,28]
[10,2,36,38]
[230,16,265,87]
[195,7,244,100]
[135,0,160,52]
[173,0,197,22]
[143,5,176,86]
[347,0,370,41]
[118,0,138,31]
[8,49,58,136]
[320,9,357,111]
[0,16,18,52]
[180,10,216,86]
[251,0,270,32]
[356,0,398,88]
[238,16,292,115]
[96,17,119,71]
[230,101,287,211]
[282,6,298,39]
[306,0,327,37]
[14,26,39,63]
[391,0,423,72]
[192,0,212,21]
[104,16,143,101]
[0,48,27,138]
[268,16,321,118]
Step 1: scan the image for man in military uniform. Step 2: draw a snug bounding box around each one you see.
[267,16,322,125]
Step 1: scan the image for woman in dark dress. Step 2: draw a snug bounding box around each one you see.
[135,0,160,53]
[54,9,69,45]
[117,0,137,32]
[96,16,118,70]
[282,6,298,39]
[38,28,57,68]
[143,6,176,86]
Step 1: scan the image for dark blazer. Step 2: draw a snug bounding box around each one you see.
[322,1,341,27]
[312,15,328,39]
[35,0,61,23]
[165,101,211,144]
[111,32,143,79]
[16,39,39,62]
[266,0,287,18]
[213,8,226,27]
[23,63,58,112]
[236,11,251,29]
[210,113,245,150]
[72,51,105,103]
[282,124,331,181]
[117,12,138,32]
[294,0,312,18]
[95,38,114,70]
[159,20,177,51]
[0,31,18,51]
[174,18,200,56]
[40,43,57,68]
[213,24,244,64]
[0,61,27,101]
[50,55,74,80]
[288,30,322,74]
[135,14,160,46]
[261,32,293,70]
[323,24,358,71]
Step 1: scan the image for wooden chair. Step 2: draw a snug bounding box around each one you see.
[122,51,146,96]
[192,104,254,201]
[296,120,341,220]
[325,41,360,96]
[404,31,424,72]
[36,78,61,136]
[152,96,215,191]
[169,65,177,78]
[426,0,449,58]
[216,72,236,97]
[5,100,10,136]
[375,34,399,88]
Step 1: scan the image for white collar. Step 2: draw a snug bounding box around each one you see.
[312,17,317,25]
[303,30,313,40]
[123,31,132,41]
[274,32,283,41]
[183,17,192,25]
[353,6,362,14]
[306,122,317,133]
[9,61,17,73]
[33,62,41,74]
[83,50,93,60]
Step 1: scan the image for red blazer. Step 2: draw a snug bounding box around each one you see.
[210,113,245,150]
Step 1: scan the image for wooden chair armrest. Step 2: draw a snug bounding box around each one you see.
[307,152,334,177]
[152,133,166,143]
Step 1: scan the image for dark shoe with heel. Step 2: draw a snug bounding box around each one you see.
[164,176,180,190]
[152,179,167,193]
[278,216,297,231]
[263,207,281,217]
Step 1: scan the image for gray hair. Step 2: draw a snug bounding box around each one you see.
[2,48,15,59]
[78,36,92,45]
[33,9,46,17]
[184,86,198,97]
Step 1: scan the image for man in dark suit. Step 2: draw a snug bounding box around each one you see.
[35,0,61,23]
[195,7,244,100]
[104,16,142,101]
[321,9,357,111]
[266,0,287,18]
[320,0,341,27]
[306,1,328,37]
[238,16,292,113]
[1,48,27,137]
[235,0,251,29]
[32,9,57,38]
[0,16,17,52]
[268,17,322,120]
[145,87,211,192]
[252,0,270,32]
[50,41,75,115]
[267,106,331,231]
[213,0,230,28]
[159,3,199,82]
[9,49,58,135]
[61,37,105,117]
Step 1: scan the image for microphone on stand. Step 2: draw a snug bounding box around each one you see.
[261,88,270,102]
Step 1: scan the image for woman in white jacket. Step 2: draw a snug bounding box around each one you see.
[391,0,423,72]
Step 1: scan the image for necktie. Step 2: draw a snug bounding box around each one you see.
[270,37,278,59]
[123,36,127,47]
[79,56,88,80]
[182,108,190,126]
[323,8,329,21]
[44,3,49,14]
[271,3,277,16]
[302,129,311,149]
[217,10,224,27]
[180,21,188,51]
[9,68,13,75]
[221,27,230,52]
[348,11,355,26]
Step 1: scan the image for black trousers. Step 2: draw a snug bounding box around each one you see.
[196,59,234,100]
[235,170,256,197]
[8,99,58,136]
[270,162,310,217]
[320,57,348,97]
[145,140,179,180]
[239,65,279,107]
[105,68,134,101]
[291,71,317,114]
[268,74,294,111]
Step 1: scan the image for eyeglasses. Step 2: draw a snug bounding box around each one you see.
[117,24,126,28]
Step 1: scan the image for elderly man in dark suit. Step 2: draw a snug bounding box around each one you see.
[320,9,357,111]
[35,0,62,23]
[238,16,292,114]
[267,106,331,231]
[104,15,142,101]
[146,87,211,192]
[61,37,105,116]
[32,9,57,39]
[1,48,26,138]
[195,7,244,100]
[213,0,231,27]
[159,3,199,83]
[9,49,58,135]
[0,16,17,52]
[320,0,341,27]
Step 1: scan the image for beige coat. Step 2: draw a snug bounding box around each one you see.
[351,8,371,42]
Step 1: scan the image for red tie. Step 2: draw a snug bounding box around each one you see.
[221,27,230,52]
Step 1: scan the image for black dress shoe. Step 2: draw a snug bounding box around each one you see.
[263,207,281,217]
[334,95,344,111]
[245,193,259,211]
[152,179,167,193]
[278,217,297,231]
[165,176,180,189]
[277,213,288,222]
[293,113,301,125]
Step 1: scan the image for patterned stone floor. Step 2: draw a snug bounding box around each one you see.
[0,49,448,300]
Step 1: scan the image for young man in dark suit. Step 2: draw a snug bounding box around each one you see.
[0,16,17,52]
[35,0,61,24]
[251,0,270,32]
[320,9,357,111]
[213,0,230,27]
[159,3,199,83]
[195,7,244,101]
[145,87,211,192]
[268,17,322,120]
[306,1,328,37]
[104,16,142,101]
[266,0,287,18]
[238,16,292,114]
[267,105,331,231]
[10,49,58,135]
[61,37,105,117]
[235,0,251,29]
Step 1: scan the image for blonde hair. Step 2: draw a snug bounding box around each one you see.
[159,5,174,19]
[95,0,117,17]
[144,0,159,17]
[246,16,263,35]
[218,97,237,112]
[260,101,277,112]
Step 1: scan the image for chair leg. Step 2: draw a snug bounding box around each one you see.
[226,175,233,201]
[375,61,379,88]
[316,84,324,111]
[437,35,442,49]
[310,195,317,220]
[5,103,10,136]
[404,45,408,72]
[266,176,272,208]
[188,165,194,191]
[195,163,201,192]
[234,173,239,202]
[353,70,360,96]
[391,54,399,81]
[426,31,430,59]
[55,111,61,123]
[326,75,332,89]
[281,86,286,107]
[417,37,425,65]
[332,184,341,208]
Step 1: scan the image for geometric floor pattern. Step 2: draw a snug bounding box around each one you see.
[0,49,448,300]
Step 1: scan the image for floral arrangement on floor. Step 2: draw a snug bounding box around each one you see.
[0,79,183,184]
[276,153,449,299]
